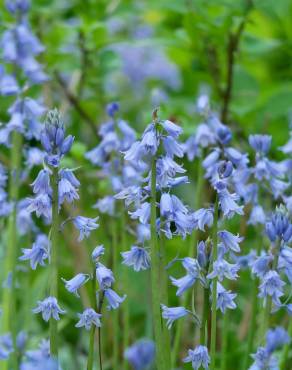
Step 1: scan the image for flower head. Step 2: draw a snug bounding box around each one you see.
[183,345,210,370]
[72,216,99,241]
[62,273,90,297]
[19,234,50,270]
[104,288,126,310]
[124,339,155,370]
[32,296,65,321]
[121,246,150,271]
[161,305,188,329]
[75,308,102,330]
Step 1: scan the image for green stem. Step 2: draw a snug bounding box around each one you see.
[87,266,98,370]
[49,166,60,358]
[112,218,119,369]
[280,319,292,370]
[121,209,130,370]
[171,158,204,367]
[150,157,164,370]
[200,286,210,346]
[160,230,171,369]
[261,242,280,340]
[220,310,228,370]
[243,242,261,370]
[210,196,219,369]
[1,131,22,370]
[97,292,105,370]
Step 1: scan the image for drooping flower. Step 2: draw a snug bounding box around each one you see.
[75,308,102,330]
[124,339,155,370]
[161,305,188,329]
[121,246,150,271]
[258,270,285,307]
[19,234,50,270]
[96,263,115,289]
[215,282,237,313]
[32,296,65,321]
[218,230,243,253]
[104,288,126,310]
[62,273,90,297]
[183,345,210,370]
[72,216,99,241]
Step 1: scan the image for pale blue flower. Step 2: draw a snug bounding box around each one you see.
[215,282,237,313]
[96,263,115,289]
[129,202,150,225]
[161,304,188,329]
[249,135,272,154]
[266,327,290,353]
[104,288,126,310]
[183,345,210,370]
[19,234,50,270]
[251,254,273,278]
[76,308,102,330]
[218,230,243,253]
[248,205,266,225]
[32,296,65,321]
[162,136,184,158]
[192,208,213,231]
[161,120,182,138]
[93,196,115,216]
[27,193,51,219]
[72,216,99,241]
[124,339,155,370]
[58,177,79,205]
[207,259,239,281]
[91,245,105,262]
[218,189,244,218]
[121,246,150,271]
[31,169,51,195]
[62,273,90,297]
[259,271,285,307]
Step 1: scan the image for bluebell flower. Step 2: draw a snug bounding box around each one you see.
[104,288,126,310]
[266,327,290,353]
[96,263,115,289]
[32,296,65,321]
[251,254,273,278]
[218,230,243,253]
[121,246,150,271]
[140,125,158,156]
[161,120,182,138]
[224,147,249,168]
[183,135,200,161]
[19,234,50,270]
[58,176,79,205]
[93,196,115,216]
[170,273,197,297]
[161,304,188,329]
[106,102,119,117]
[136,224,150,243]
[72,216,99,241]
[215,282,237,313]
[16,331,27,351]
[249,135,272,154]
[218,188,244,219]
[156,156,186,187]
[265,212,292,243]
[124,339,155,370]
[27,193,52,219]
[91,245,105,262]
[5,0,31,14]
[218,160,233,178]
[22,339,50,363]
[0,333,13,360]
[162,136,184,158]
[183,345,210,370]
[129,202,150,225]
[192,208,214,231]
[248,205,266,225]
[202,149,220,170]
[0,73,19,96]
[197,241,209,269]
[207,259,239,281]
[59,168,80,188]
[249,346,278,370]
[196,123,216,147]
[75,308,102,330]
[258,270,285,306]
[25,147,44,169]
[31,169,51,195]
[62,273,90,297]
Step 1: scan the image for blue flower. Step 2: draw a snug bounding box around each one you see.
[258,270,285,307]
[207,259,239,282]
[91,245,105,262]
[183,345,210,370]
[27,193,52,219]
[121,246,150,271]
[106,102,119,117]
[215,282,237,313]
[58,177,79,205]
[162,136,184,158]
[170,274,197,297]
[266,327,290,353]
[218,189,244,219]
[161,120,182,138]
[72,216,99,241]
[25,148,44,169]
[197,241,209,269]
[218,230,243,253]
[192,208,214,231]
[96,263,115,289]
[0,334,13,360]
[129,202,150,225]
[140,125,158,156]
[161,304,188,329]
[124,339,155,370]
[19,234,50,270]
[75,308,102,330]
[31,169,51,195]
[251,254,273,278]
[136,224,150,243]
[62,273,90,297]
[93,196,115,216]
[104,288,126,310]
[249,135,272,154]
[248,205,266,225]
[250,346,278,370]
[32,296,65,321]
[265,212,292,243]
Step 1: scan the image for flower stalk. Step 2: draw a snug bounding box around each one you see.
[210,195,219,369]
[49,166,60,358]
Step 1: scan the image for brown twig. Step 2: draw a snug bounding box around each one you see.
[54,70,97,135]
[221,19,247,123]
